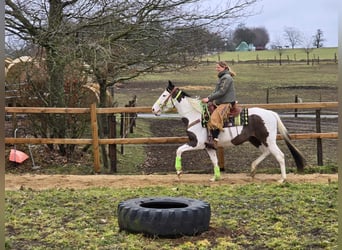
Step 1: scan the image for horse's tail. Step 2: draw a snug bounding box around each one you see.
[274,112,305,172]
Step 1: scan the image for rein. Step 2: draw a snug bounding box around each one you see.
[201,102,210,126]
[160,87,182,109]
[184,102,209,129]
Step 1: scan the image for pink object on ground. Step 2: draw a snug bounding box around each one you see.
[9,149,29,163]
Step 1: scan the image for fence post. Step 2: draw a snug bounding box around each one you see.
[218,147,225,171]
[90,103,101,173]
[120,112,124,154]
[129,95,137,133]
[294,95,298,118]
[316,109,323,166]
[109,115,117,173]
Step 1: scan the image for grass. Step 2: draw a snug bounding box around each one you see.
[130,62,338,106]
[5,182,337,249]
[207,47,338,62]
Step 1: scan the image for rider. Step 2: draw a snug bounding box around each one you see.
[201,61,236,149]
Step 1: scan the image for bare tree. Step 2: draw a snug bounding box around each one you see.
[5,0,259,164]
[283,27,303,49]
[270,37,284,65]
[312,29,324,48]
[302,36,314,65]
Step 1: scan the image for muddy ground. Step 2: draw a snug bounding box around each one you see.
[5,173,337,191]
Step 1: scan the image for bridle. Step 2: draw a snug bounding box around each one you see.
[158,87,182,110]
[156,86,202,129]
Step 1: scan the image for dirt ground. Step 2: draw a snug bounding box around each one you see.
[5,173,338,191]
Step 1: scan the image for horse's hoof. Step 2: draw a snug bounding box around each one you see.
[278,179,287,184]
[247,172,255,178]
[210,176,220,182]
[176,171,182,179]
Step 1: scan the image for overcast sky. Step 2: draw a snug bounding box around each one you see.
[231,0,338,47]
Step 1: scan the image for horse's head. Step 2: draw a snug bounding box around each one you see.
[152,80,178,116]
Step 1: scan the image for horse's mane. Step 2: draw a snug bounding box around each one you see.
[182,90,191,97]
[186,97,203,113]
[168,83,203,113]
[177,88,202,113]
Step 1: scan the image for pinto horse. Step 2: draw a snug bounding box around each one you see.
[152,81,305,182]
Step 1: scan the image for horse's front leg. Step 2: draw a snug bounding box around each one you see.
[175,143,204,179]
[205,148,221,181]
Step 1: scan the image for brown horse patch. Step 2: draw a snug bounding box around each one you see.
[231,115,269,147]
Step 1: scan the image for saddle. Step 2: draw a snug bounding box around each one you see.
[202,102,248,128]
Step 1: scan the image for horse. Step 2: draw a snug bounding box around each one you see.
[151,81,305,183]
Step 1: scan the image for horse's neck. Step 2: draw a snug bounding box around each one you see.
[174,97,201,119]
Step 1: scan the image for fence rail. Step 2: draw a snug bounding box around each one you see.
[4,132,339,145]
[5,101,338,114]
[5,102,338,172]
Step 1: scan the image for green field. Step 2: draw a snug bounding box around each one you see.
[125,60,338,106]
[206,47,338,62]
[5,183,337,249]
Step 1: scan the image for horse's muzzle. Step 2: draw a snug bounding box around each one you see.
[151,108,161,116]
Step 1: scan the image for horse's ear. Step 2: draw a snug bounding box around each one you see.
[168,80,174,90]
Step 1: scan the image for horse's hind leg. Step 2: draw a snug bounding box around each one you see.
[250,145,270,177]
[268,143,286,183]
[205,148,221,181]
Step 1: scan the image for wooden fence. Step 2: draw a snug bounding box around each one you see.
[5,102,338,173]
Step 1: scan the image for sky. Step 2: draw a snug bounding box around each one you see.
[230,0,338,48]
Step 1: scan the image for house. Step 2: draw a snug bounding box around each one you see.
[235,41,255,51]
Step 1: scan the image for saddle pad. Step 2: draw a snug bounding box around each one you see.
[224,108,249,127]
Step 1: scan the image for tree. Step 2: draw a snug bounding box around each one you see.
[233,24,269,49]
[233,24,256,45]
[269,37,284,65]
[302,36,314,65]
[251,27,269,49]
[283,27,303,49]
[5,0,258,165]
[312,29,324,48]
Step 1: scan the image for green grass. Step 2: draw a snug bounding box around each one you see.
[207,47,338,62]
[5,182,337,249]
[130,62,338,105]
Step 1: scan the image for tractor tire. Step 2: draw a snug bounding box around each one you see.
[117,197,211,237]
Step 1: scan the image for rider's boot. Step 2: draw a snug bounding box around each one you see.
[205,129,220,150]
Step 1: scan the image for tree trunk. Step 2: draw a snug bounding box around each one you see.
[46,47,67,154]
[96,77,110,170]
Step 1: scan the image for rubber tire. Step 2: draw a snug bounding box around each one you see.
[117,197,211,237]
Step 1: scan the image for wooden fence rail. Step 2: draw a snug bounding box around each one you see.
[5,102,338,172]
[4,132,339,145]
[5,101,339,114]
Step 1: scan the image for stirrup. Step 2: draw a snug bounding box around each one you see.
[205,140,218,150]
